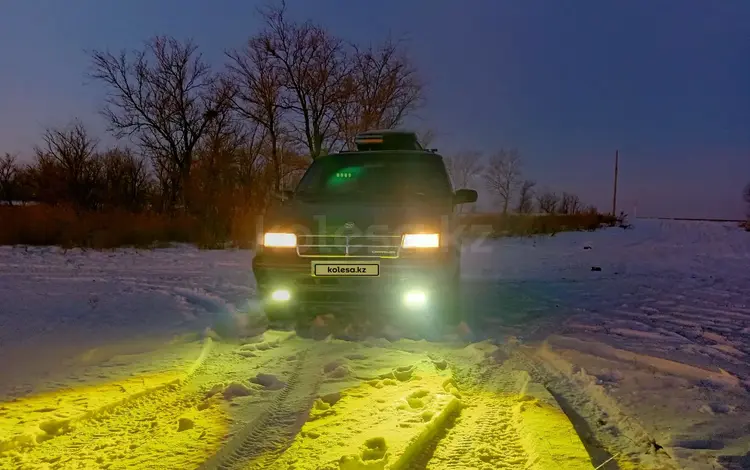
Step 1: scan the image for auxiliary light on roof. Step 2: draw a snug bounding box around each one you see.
[353,130,424,151]
[355,137,384,145]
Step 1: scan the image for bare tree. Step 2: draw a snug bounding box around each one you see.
[569,192,582,214]
[559,193,570,214]
[99,147,151,211]
[201,83,248,158]
[235,125,269,211]
[13,166,36,203]
[0,153,18,205]
[559,192,582,214]
[517,179,536,214]
[151,154,180,212]
[484,148,522,214]
[278,138,312,189]
[445,151,483,189]
[225,35,286,192]
[34,120,101,209]
[334,37,424,149]
[536,190,559,214]
[89,36,220,209]
[258,2,348,158]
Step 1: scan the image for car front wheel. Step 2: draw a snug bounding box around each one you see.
[435,272,463,328]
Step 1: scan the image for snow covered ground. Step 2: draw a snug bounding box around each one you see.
[0,245,256,399]
[463,219,750,470]
[0,219,749,469]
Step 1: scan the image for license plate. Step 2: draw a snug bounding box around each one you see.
[311,261,380,277]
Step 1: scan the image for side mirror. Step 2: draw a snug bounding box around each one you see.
[453,188,478,205]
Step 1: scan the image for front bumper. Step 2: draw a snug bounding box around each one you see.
[252,253,455,312]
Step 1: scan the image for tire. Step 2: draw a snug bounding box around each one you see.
[435,272,463,328]
[263,302,296,330]
[293,316,313,338]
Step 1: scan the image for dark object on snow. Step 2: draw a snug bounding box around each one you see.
[591,266,602,272]
[651,439,664,452]
[583,245,592,250]
[177,417,194,432]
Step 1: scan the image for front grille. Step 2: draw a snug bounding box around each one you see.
[296,235,401,258]
[297,289,390,305]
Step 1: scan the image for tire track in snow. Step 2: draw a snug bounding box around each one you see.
[198,347,323,470]
[514,346,683,470]
[0,337,302,469]
[0,337,214,458]
[426,394,525,470]
[408,358,528,470]
[1,340,223,468]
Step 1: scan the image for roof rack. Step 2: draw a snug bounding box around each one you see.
[354,129,424,151]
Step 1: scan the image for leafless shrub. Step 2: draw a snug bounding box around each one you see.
[33,120,101,209]
[536,190,560,214]
[0,153,19,205]
[560,192,582,215]
[99,147,151,212]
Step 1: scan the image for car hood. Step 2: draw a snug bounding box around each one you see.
[263,199,450,235]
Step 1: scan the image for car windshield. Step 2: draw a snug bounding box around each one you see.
[294,152,452,201]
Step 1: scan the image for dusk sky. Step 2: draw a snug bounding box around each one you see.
[1,0,748,218]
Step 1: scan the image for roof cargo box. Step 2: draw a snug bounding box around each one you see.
[354,129,424,151]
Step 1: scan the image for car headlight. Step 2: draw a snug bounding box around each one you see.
[263,232,297,247]
[402,233,439,248]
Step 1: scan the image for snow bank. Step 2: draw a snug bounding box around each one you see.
[0,245,255,399]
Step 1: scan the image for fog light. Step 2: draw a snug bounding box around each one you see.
[271,289,291,301]
[403,290,427,307]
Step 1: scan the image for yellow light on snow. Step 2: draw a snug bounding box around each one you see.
[263,232,297,247]
[402,233,439,248]
[271,289,291,301]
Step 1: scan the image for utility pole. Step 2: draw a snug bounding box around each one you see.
[612,150,619,216]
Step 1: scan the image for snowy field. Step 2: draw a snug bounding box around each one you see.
[1,219,749,469]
